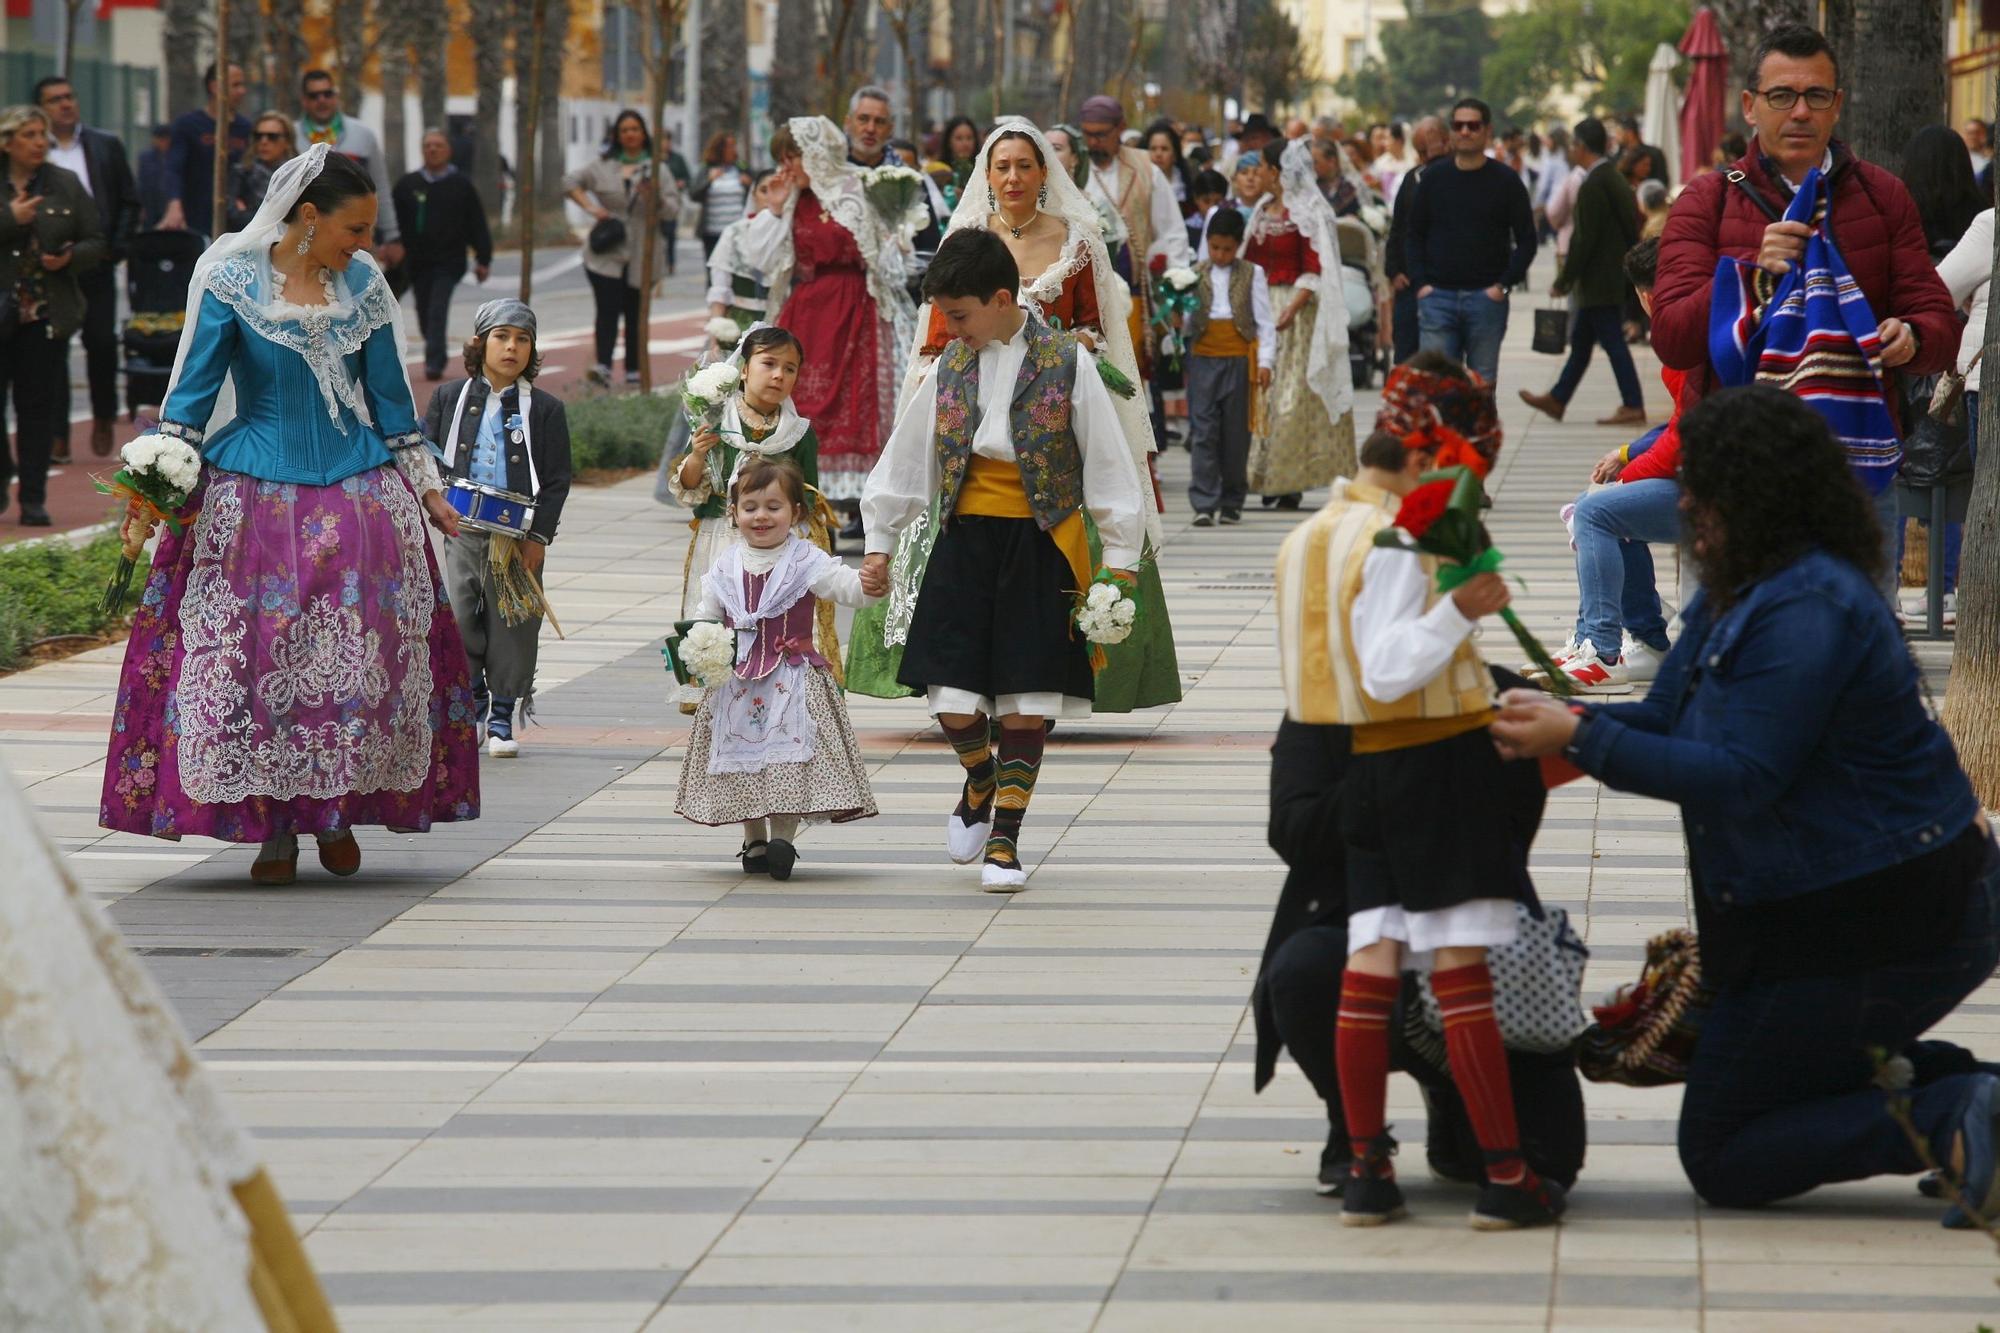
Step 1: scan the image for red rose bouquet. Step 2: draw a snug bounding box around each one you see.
[1372,464,1571,696]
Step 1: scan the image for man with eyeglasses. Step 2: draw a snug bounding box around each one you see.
[161,61,251,237]
[1403,97,1537,386]
[1650,22,1956,594]
[295,70,403,271]
[34,75,137,461]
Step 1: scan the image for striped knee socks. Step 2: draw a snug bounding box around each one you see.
[986,725,1045,867]
[1433,961,1536,1189]
[1335,969,1400,1168]
[939,717,997,825]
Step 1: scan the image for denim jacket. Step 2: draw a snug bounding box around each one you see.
[1568,549,1977,906]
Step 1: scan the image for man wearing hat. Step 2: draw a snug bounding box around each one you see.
[421,298,574,759]
[1272,350,1566,1232]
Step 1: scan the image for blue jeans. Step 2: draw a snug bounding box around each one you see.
[1570,478,1679,659]
[1679,839,2000,1208]
[1417,287,1509,384]
[1551,303,1643,409]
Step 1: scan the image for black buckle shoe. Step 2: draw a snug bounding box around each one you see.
[740,839,770,875]
[766,837,797,881]
[1340,1132,1406,1226]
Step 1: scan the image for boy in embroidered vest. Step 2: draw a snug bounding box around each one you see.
[1183,207,1275,526]
[1272,353,1567,1231]
[861,228,1145,892]
[421,298,573,759]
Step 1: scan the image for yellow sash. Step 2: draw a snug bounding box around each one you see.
[1349,710,1496,755]
[1191,322,1264,433]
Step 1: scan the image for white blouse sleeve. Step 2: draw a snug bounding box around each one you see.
[739,206,791,273]
[860,359,943,556]
[1351,545,1478,703]
[1074,351,1145,569]
[807,551,877,607]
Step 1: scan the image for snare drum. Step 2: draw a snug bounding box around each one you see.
[446,478,537,538]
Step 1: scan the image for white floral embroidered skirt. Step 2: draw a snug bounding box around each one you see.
[674,664,877,827]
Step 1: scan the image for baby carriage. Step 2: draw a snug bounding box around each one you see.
[121,230,206,418]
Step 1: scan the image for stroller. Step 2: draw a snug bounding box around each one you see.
[122,230,206,418]
[1335,216,1387,389]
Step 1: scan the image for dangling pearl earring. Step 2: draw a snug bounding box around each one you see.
[296,223,315,256]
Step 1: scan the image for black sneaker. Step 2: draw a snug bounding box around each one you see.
[1340,1133,1406,1226]
[1470,1175,1567,1230]
[766,837,797,881]
[1191,511,1215,527]
[1219,509,1242,525]
[1316,1127,1354,1198]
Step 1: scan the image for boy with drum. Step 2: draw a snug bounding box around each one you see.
[421,298,573,758]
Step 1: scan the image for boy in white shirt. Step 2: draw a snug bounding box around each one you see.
[1182,207,1275,525]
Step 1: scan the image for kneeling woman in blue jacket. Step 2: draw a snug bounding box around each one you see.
[1494,383,2000,1225]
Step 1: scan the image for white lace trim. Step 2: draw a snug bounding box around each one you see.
[1021,239,1094,308]
[177,471,437,804]
[205,250,399,433]
[392,444,443,498]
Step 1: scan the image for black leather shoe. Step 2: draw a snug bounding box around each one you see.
[19,503,51,527]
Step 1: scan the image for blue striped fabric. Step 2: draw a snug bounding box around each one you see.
[1707,168,1902,494]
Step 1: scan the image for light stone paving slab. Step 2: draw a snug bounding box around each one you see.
[7,253,1998,1329]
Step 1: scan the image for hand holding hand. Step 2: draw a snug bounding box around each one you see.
[1756,220,1812,277]
[1877,317,1916,369]
[423,490,461,537]
[1592,448,1626,484]
[1448,571,1510,619]
[859,552,890,597]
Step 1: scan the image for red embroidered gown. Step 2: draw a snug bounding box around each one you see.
[777,190,892,500]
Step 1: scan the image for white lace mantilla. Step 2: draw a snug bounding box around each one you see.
[206,250,401,432]
[176,472,437,805]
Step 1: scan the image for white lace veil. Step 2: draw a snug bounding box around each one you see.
[1279,137,1355,423]
[163,141,419,442]
[921,117,1163,544]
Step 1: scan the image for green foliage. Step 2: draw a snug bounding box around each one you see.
[0,534,129,672]
[1244,3,1319,110]
[1336,5,1491,121]
[1483,0,1691,124]
[565,390,677,472]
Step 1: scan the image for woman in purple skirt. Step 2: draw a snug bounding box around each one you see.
[100,145,480,884]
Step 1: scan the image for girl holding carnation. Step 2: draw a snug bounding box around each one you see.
[674,457,878,879]
[666,324,834,709]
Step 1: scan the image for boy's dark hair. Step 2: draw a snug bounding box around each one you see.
[730,456,807,510]
[1573,117,1608,156]
[1192,168,1228,199]
[1748,21,1839,89]
[924,227,1019,303]
[1357,429,1409,470]
[1205,207,1247,242]
[740,324,806,365]
[462,327,544,382]
[1623,234,1660,290]
[1451,97,1491,127]
[287,151,374,221]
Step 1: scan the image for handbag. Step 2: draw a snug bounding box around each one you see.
[1531,305,1568,355]
[588,216,627,255]
[1900,348,1983,489]
[1576,927,1710,1086]
[1414,903,1591,1055]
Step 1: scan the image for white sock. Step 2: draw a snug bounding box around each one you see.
[743,818,769,844]
[769,815,800,842]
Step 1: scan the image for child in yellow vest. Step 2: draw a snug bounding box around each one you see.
[1182,207,1274,526]
[1273,352,1566,1232]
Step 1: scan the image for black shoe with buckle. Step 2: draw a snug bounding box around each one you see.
[740,839,770,875]
[1340,1132,1406,1226]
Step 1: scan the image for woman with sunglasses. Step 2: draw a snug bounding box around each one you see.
[226,112,298,233]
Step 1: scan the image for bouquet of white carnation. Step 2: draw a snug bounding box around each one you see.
[97,431,203,613]
[705,316,746,348]
[679,620,738,687]
[681,362,742,432]
[860,163,929,233]
[1162,267,1199,292]
[1074,577,1139,645]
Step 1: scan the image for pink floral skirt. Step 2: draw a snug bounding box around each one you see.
[100,465,481,843]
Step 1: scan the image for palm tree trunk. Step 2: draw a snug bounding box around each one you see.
[1844,0,1944,177]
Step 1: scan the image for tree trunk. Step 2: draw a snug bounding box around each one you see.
[265,0,307,114]
[770,0,817,129]
[468,0,510,220]
[517,0,550,293]
[989,0,1004,120]
[381,44,409,182]
[413,0,451,134]
[1941,65,2000,806]
[537,0,571,220]
[1845,0,1944,177]
[162,0,205,118]
[637,0,689,393]
[334,0,370,118]
[1707,0,1812,94]
[701,0,748,151]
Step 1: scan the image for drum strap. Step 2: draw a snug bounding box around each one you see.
[442,378,482,472]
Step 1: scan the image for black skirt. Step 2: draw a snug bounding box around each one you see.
[897,514,1094,705]
[1340,725,1535,916]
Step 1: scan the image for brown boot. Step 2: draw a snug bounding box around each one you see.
[1596,405,1648,427]
[1517,389,1566,422]
[316,830,362,877]
[250,834,299,886]
[91,419,115,456]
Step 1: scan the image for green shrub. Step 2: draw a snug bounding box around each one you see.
[0,534,130,671]
[565,391,677,472]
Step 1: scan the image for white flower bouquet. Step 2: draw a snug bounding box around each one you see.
[97,431,203,613]
[705,316,746,348]
[860,163,929,232]
[1162,266,1199,291]
[1074,577,1139,645]
[681,362,742,432]
[664,618,738,689]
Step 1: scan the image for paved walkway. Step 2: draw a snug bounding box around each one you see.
[4,285,1995,1331]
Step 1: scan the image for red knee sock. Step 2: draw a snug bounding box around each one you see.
[1433,961,1535,1188]
[1335,969,1400,1167]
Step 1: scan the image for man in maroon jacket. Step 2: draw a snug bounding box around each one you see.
[1650,22,1956,591]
